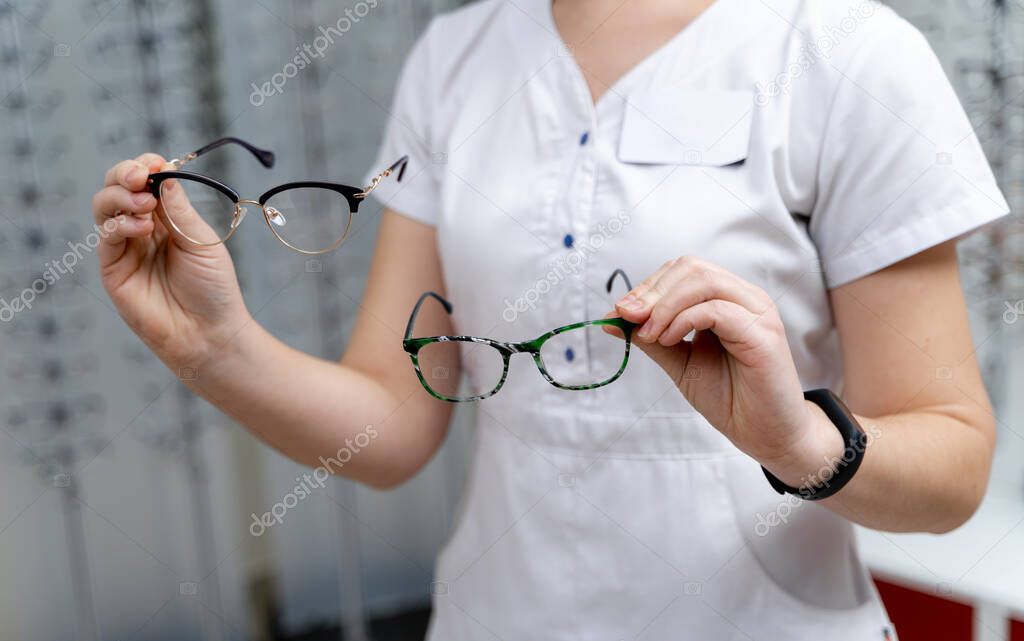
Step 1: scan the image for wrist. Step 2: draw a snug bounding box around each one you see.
[181,313,265,394]
[762,399,847,491]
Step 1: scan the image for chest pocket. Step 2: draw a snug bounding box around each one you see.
[618,88,753,167]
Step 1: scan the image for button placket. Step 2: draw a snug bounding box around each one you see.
[555,56,599,388]
[567,129,599,382]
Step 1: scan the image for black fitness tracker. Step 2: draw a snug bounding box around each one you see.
[761,389,868,501]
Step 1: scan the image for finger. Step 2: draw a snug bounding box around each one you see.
[598,312,629,339]
[156,177,226,246]
[630,300,764,386]
[659,309,703,346]
[134,152,167,170]
[95,213,155,270]
[635,269,772,343]
[92,185,157,226]
[101,153,166,186]
[656,299,776,365]
[103,159,152,191]
[98,213,156,246]
[614,258,679,318]
[616,256,738,322]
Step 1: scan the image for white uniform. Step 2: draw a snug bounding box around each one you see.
[366,0,1008,638]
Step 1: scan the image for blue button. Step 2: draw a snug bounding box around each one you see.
[564,347,575,362]
[579,131,589,146]
[563,233,574,248]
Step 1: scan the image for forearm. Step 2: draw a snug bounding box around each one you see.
[812,243,997,533]
[187,318,449,489]
[767,401,994,533]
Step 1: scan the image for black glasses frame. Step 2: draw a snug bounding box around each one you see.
[147,136,408,255]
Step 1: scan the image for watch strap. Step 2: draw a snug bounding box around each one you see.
[761,389,868,501]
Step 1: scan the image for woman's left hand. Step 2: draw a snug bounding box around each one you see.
[613,256,843,484]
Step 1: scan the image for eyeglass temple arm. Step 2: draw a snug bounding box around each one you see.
[172,137,276,169]
[388,155,409,181]
[606,268,633,294]
[357,155,409,199]
[405,290,453,340]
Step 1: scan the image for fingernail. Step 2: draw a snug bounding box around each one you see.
[133,192,153,206]
[637,319,653,338]
[618,294,641,310]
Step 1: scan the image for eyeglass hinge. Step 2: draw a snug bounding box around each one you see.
[168,152,197,170]
[355,168,393,199]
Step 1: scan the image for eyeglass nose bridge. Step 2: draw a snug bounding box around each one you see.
[237,198,288,227]
[505,341,539,355]
[229,199,257,230]
[235,199,262,226]
[237,197,292,230]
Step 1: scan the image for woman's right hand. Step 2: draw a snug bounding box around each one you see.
[92,154,251,372]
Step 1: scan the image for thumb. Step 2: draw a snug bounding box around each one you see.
[601,313,696,387]
[155,168,231,247]
[631,336,693,388]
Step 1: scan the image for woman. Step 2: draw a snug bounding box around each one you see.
[92,0,1008,638]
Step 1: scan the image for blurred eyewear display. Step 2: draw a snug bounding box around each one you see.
[147,137,408,254]
[404,269,638,402]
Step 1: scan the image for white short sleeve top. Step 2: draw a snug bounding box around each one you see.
[364,1,1008,639]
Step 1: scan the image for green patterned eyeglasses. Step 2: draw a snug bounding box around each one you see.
[403,269,637,402]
